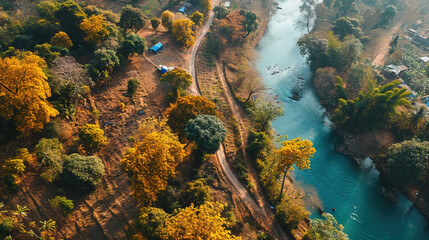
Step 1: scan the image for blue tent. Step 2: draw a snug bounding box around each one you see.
[161,66,168,74]
[178,6,186,14]
[148,42,163,53]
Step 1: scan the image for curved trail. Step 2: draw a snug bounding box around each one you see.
[188,6,287,240]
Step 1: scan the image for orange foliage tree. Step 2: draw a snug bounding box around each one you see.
[122,118,185,205]
[50,31,73,49]
[164,96,220,139]
[161,201,241,240]
[80,15,109,44]
[0,53,59,132]
[172,19,195,47]
[276,137,315,198]
[217,11,246,44]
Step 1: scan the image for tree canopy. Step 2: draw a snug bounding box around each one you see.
[122,118,185,205]
[80,15,109,44]
[119,5,146,33]
[165,96,220,139]
[0,53,59,132]
[62,153,105,192]
[190,11,204,26]
[185,114,226,154]
[160,68,192,92]
[304,213,348,240]
[161,202,240,240]
[386,140,429,185]
[50,31,73,49]
[172,19,195,47]
[161,10,175,31]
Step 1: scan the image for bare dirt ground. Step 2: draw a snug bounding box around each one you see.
[368,23,402,66]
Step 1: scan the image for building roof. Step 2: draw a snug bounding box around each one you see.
[225,1,230,7]
[386,65,401,75]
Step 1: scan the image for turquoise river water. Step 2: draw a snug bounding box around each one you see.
[256,0,429,239]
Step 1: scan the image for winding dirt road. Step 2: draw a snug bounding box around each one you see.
[188,6,288,239]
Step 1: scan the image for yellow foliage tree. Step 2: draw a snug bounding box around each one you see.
[172,19,195,47]
[0,53,59,132]
[80,15,110,44]
[276,137,315,198]
[161,201,241,240]
[122,117,185,205]
[50,31,73,49]
[161,10,175,30]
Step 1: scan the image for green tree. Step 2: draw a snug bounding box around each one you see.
[151,17,161,32]
[37,0,59,22]
[89,48,120,84]
[386,140,429,186]
[49,196,74,215]
[54,0,87,44]
[240,10,257,37]
[332,17,362,40]
[119,5,146,33]
[79,124,107,150]
[247,99,284,132]
[190,11,204,26]
[304,213,348,240]
[137,207,169,239]
[119,34,147,58]
[185,115,226,154]
[375,5,397,29]
[180,178,211,207]
[35,138,65,183]
[127,78,140,95]
[332,80,411,131]
[62,153,105,192]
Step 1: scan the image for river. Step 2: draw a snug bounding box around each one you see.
[256,0,429,239]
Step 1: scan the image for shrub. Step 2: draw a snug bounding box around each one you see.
[137,207,169,239]
[0,217,13,235]
[49,196,74,215]
[35,138,65,183]
[62,153,105,192]
[79,124,107,150]
[275,198,309,232]
[185,115,226,154]
[180,178,211,207]
[127,78,139,95]
[118,102,125,111]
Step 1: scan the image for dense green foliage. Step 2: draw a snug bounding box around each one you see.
[49,196,74,215]
[184,115,226,154]
[303,213,348,240]
[127,78,140,95]
[35,138,65,182]
[180,178,211,207]
[137,207,169,239]
[332,17,362,40]
[62,153,105,192]
[386,140,429,185]
[332,80,411,131]
[119,34,147,57]
[247,99,284,132]
[119,5,146,33]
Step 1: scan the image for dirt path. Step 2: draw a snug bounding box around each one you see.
[187,5,288,239]
[371,23,402,66]
[215,62,288,240]
[188,5,216,95]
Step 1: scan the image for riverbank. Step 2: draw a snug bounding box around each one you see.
[302,0,429,223]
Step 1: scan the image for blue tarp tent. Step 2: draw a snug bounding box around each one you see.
[148,42,163,53]
[178,6,186,14]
